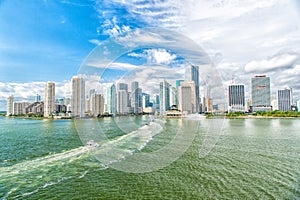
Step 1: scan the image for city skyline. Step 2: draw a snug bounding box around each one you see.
[1,1,300,110]
[4,72,299,115]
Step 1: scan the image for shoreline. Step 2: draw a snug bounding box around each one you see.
[226,115,300,119]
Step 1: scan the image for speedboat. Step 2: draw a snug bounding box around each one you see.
[86,140,100,148]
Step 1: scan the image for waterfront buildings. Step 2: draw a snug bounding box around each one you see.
[71,76,85,117]
[278,87,293,112]
[228,84,245,112]
[6,95,14,116]
[44,82,55,117]
[251,75,271,112]
[6,71,300,117]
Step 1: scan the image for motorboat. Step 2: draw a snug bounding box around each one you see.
[86,140,100,148]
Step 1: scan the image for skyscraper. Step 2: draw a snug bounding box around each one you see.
[90,93,104,117]
[251,75,271,111]
[44,82,55,117]
[159,80,170,115]
[117,83,129,115]
[104,83,116,115]
[178,81,196,114]
[278,87,293,112]
[169,86,177,108]
[185,65,200,112]
[6,95,14,116]
[131,81,141,114]
[71,76,85,117]
[228,84,245,112]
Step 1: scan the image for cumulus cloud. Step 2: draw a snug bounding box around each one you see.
[128,49,177,65]
[244,53,299,73]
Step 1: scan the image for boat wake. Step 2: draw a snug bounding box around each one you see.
[0,118,165,199]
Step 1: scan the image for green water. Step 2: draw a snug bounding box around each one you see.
[0,116,300,199]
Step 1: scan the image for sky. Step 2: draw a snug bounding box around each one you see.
[1,0,300,110]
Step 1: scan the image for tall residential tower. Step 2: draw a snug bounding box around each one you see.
[278,87,293,111]
[228,84,245,112]
[251,75,271,111]
[6,95,14,116]
[71,76,85,117]
[44,82,55,117]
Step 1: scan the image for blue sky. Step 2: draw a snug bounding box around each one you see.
[1,0,300,110]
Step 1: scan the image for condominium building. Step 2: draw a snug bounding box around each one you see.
[228,84,245,112]
[278,87,293,111]
[104,83,116,115]
[13,102,30,115]
[71,76,85,117]
[251,75,271,111]
[90,93,104,116]
[117,83,129,115]
[6,95,14,116]
[131,81,142,114]
[44,82,55,117]
[178,81,196,115]
[159,80,170,115]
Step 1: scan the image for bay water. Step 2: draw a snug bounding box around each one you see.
[0,116,300,199]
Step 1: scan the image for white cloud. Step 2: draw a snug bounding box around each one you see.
[88,39,102,46]
[128,49,177,65]
[244,53,299,73]
[144,49,177,65]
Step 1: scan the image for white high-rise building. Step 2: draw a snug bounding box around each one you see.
[90,93,104,117]
[117,83,129,115]
[228,84,245,112]
[278,87,293,112]
[44,82,55,117]
[117,90,129,114]
[159,80,170,115]
[6,95,14,116]
[71,76,85,117]
[178,81,196,114]
[131,81,142,114]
